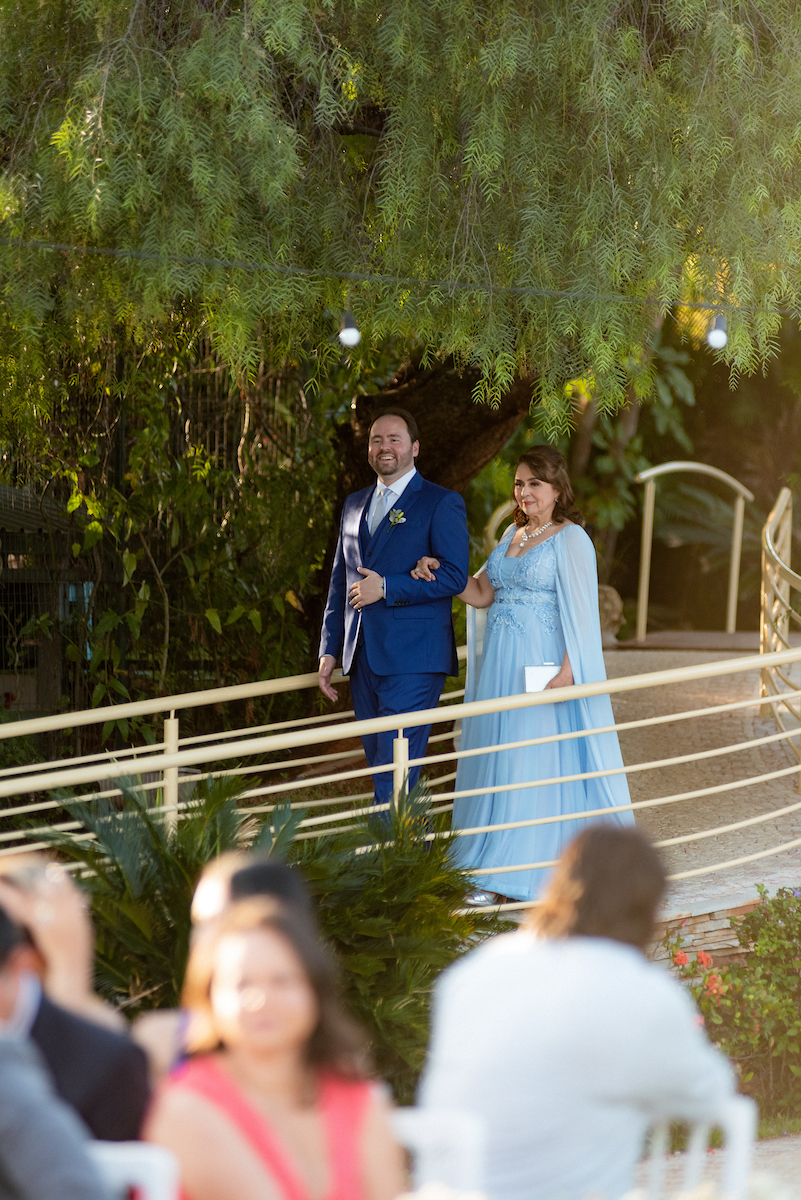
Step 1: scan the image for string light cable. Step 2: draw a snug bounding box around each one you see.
[0,234,795,320]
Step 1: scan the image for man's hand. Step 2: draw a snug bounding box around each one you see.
[318,655,338,701]
[348,567,385,610]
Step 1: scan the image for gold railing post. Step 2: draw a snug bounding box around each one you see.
[392,731,409,812]
[163,712,179,834]
[759,488,801,777]
[636,477,656,642]
[759,541,771,713]
[726,494,745,634]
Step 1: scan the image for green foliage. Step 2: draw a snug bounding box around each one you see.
[573,334,696,536]
[43,779,506,1099]
[666,886,801,1116]
[654,482,764,607]
[42,775,278,1010]
[294,786,506,1101]
[0,327,407,738]
[2,1,801,426]
[463,329,697,567]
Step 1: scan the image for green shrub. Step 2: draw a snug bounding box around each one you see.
[44,779,507,1100]
[296,787,507,1101]
[666,885,801,1117]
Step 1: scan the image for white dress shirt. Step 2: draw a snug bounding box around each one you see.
[419,931,734,1200]
[0,971,41,1038]
[366,466,417,533]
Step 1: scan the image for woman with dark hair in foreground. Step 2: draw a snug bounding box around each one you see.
[419,827,734,1200]
[145,899,404,1200]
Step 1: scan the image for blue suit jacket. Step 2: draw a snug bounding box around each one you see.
[319,474,469,676]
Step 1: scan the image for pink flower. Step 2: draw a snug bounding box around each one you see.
[673,951,689,966]
[697,950,713,969]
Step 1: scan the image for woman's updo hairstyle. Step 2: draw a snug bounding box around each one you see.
[512,446,583,528]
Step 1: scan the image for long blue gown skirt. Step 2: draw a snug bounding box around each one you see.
[452,524,634,901]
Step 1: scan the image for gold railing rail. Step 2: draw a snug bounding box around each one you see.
[760,487,801,769]
[1,644,801,912]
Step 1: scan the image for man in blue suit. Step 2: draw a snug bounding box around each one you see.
[318,408,469,805]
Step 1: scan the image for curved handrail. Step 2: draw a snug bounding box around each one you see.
[636,461,755,501]
[634,461,754,641]
[762,488,801,589]
[0,646,467,743]
[760,488,801,765]
[483,499,515,554]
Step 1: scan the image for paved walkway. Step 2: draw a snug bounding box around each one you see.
[635,1132,801,1195]
[605,649,801,917]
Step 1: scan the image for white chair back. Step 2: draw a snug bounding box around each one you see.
[88,1141,180,1200]
[642,1096,757,1200]
[396,1097,756,1200]
[392,1107,485,1193]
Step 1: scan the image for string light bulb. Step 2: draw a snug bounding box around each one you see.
[338,312,361,347]
[706,314,727,349]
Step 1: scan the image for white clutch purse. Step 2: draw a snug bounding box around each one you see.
[524,663,559,692]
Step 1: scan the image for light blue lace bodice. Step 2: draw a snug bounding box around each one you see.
[485,528,559,637]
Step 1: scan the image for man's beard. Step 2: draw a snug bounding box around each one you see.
[369,450,414,479]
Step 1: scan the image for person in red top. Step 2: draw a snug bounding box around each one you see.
[145,898,405,1200]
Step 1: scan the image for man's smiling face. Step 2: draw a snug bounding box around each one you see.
[367,415,419,484]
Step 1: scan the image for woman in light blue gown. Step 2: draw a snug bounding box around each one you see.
[412,446,633,902]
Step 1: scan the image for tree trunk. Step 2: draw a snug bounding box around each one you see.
[569,393,597,480]
[338,359,535,495]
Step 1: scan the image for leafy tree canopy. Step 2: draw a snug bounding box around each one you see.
[2,0,801,428]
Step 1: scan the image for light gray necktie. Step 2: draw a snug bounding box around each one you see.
[369,485,390,535]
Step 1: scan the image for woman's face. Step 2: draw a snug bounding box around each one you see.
[209,928,318,1057]
[514,463,560,523]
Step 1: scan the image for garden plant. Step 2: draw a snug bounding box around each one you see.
[667,886,801,1118]
[43,777,505,1102]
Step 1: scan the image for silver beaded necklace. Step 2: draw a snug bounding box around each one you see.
[520,519,554,546]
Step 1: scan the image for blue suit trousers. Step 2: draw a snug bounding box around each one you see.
[349,648,446,804]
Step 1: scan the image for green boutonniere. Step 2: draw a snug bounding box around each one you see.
[388,509,406,526]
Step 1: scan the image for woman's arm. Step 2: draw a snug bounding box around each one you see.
[459,573,495,608]
[411,558,495,609]
[360,1088,407,1200]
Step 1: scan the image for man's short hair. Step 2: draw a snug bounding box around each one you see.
[0,905,23,970]
[369,407,419,444]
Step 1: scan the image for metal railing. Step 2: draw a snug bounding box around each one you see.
[760,487,801,767]
[634,462,754,642]
[1,642,801,912]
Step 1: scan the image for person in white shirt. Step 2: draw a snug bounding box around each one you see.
[419,825,735,1200]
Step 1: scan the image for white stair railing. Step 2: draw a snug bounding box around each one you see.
[634,462,754,641]
[760,486,801,773]
[0,647,800,913]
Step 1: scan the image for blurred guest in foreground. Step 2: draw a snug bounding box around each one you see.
[0,853,123,1030]
[0,1036,112,1200]
[134,855,314,1083]
[0,891,149,1141]
[146,898,405,1200]
[419,826,735,1200]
